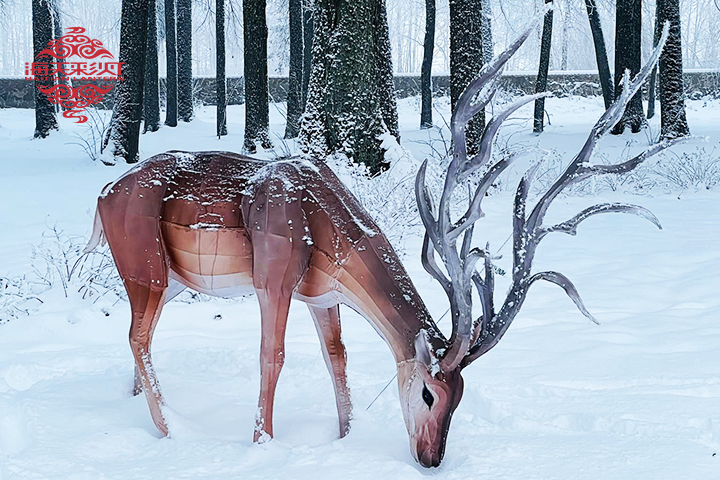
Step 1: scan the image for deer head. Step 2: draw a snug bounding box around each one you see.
[401,15,681,467]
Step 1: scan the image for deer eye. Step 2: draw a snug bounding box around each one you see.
[422,384,434,408]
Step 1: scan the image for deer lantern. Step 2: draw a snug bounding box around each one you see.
[85,17,679,467]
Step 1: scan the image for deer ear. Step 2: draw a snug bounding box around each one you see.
[414,330,436,369]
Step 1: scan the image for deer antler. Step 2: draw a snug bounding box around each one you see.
[417,18,687,373]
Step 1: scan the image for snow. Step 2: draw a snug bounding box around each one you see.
[1,96,719,479]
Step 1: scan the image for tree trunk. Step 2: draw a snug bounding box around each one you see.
[103,0,150,164]
[656,0,690,138]
[299,0,399,174]
[301,0,314,109]
[374,0,399,142]
[164,0,178,127]
[143,0,161,133]
[584,0,613,109]
[420,0,435,129]
[32,0,58,138]
[243,0,272,152]
[216,0,227,137]
[450,0,484,154]
[533,1,553,134]
[51,0,70,113]
[612,0,643,134]
[647,14,659,120]
[481,4,493,65]
[285,0,303,138]
[177,0,193,122]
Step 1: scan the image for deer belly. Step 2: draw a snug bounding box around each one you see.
[160,221,254,297]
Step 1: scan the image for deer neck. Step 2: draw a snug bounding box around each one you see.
[333,236,439,364]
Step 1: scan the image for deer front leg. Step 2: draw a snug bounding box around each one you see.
[308,304,352,437]
[254,289,292,443]
[126,280,169,436]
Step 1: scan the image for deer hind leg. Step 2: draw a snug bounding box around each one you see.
[126,280,169,436]
[308,304,352,438]
[253,288,293,442]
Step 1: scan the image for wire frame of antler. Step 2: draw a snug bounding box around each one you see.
[415,15,687,372]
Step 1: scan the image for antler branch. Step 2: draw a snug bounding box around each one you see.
[417,19,687,373]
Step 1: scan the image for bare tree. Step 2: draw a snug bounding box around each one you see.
[143,0,161,133]
[301,0,314,109]
[244,0,272,152]
[217,0,227,137]
[420,0,435,129]
[533,1,553,134]
[164,0,178,127]
[584,0,613,109]
[177,0,193,122]
[300,0,399,174]
[32,0,58,138]
[284,0,303,138]
[102,0,150,164]
[450,0,485,153]
[656,0,690,139]
[612,0,644,134]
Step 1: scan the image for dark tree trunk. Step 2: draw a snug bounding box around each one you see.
[51,0,70,112]
[164,0,178,127]
[420,0,435,129]
[450,0,484,154]
[243,0,272,152]
[32,0,58,138]
[177,0,193,122]
[533,1,553,134]
[374,0,399,142]
[584,0,613,109]
[285,0,303,139]
[103,0,150,164]
[612,0,643,134]
[299,0,399,174]
[647,15,659,120]
[481,4,493,65]
[301,0,314,109]
[143,0,161,133]
[656,0,689,138]
[216,0,227,137]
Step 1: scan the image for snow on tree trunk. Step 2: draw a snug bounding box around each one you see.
[420,0,435,129]
[612,0,644,134]
[243,0,272,152]
[301,0,313,110]
[533,1,553,134]
[584,0,613,109]
[299,0,399,174]
[481,5,493,65]
[656,0,690,139]
[143,0,161,133]
[450,0,484,154]
[32,0,58,138]
[177,0,193,122]
[216,0,227,137]
[164,0,178,127]
[102,0,149,164]
[285,0,303,139]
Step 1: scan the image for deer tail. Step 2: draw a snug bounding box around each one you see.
[83,203,106,254]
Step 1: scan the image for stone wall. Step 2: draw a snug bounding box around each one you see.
[2,71,718,109]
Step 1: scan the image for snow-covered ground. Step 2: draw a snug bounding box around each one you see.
[1,96,719,479]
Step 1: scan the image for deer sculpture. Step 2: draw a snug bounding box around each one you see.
[85,16,680,467]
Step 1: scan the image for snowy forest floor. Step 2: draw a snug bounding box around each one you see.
[1,95,719,479]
